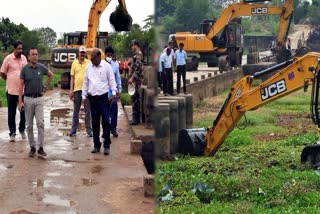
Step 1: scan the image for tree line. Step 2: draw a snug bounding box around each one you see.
[0,15,154,64]
[156,0,320,35]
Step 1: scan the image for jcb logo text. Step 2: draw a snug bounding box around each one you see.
[261,79,286,101]
[53,53,77,63]
[251,8,268,14]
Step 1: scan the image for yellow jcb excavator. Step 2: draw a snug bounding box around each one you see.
[51,0,132,69]
[170,0,294,70]
[178,51,320,166]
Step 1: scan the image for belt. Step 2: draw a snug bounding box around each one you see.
[25,94,43,98]
[87,92,108,99]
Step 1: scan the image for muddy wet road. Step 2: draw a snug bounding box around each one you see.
[0,89,153,214]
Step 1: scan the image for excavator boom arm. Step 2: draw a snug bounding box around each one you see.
[206,0,294,46]
[86,0,111,48]
[204,52,320,156]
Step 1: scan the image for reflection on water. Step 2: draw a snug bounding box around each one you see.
[43,194,77,208]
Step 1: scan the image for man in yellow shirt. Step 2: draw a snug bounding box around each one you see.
[69,46,92,137]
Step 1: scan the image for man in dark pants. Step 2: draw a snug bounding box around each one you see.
[161,48,173,96]
[105,46,122,137]
[128,39,143,125]
[174,43,188,95]
[82,48,117,155]
[0,41,28,142]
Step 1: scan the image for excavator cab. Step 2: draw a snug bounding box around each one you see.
[51,32,108,69]
[200,19,216,35]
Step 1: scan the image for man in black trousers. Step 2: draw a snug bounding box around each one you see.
[82,48,117,155]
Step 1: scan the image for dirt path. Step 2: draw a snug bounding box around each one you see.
[0,89,153,214]
[288,24,312,49]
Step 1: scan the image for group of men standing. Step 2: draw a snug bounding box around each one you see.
[159,41,188,96]
[0,39,143,157]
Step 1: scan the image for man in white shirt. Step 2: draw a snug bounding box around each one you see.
[161,48,174,96]
[82,48,117,155]
[174,42,188,94]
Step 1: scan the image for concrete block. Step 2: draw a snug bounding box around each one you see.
[193,77,198,82]
[208,73,212,77]
[214,71,218,75]
[130,139,143,154]
[201,75,205,80]
[143,174,154,197]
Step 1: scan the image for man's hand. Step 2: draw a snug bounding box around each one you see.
[128,78,134,84]
[109,95,116,104]
[18,102,24,112]
[82,99,87,107]
[69,91,74,101]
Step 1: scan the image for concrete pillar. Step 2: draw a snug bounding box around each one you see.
[159,96,186,131]
[143,88,156,129]
[178,94,193,128]
[158,100,179,154]
[153,103,170,159]
[143,174,154,197]
[130,139,143,154]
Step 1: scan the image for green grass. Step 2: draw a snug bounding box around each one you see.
[0,68,64,107]
[156,89,320,213]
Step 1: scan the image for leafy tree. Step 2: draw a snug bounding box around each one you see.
[0,17,28,50]
[308,0,320,26]
[160,0,211,33]
[19,30,40,54]
[34,27,57,48]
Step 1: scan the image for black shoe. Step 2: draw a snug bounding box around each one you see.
[111,130,118,137]
[29,147,36,157]
[37,147,47,156]
[104,148,110,155]
[91,148,100,153]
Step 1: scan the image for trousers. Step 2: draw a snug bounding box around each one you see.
[24,96,44,148]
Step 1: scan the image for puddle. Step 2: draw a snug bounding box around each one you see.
[9,210,36,214]
[0,131,9,143]
[43,194,77,208]
[48,160,73,168]
[32,179,64,189]
[47,172,61,177]
[90,165,104,174]
[0,163,8,178]
[50,108,88,136]
[82,178,98,186]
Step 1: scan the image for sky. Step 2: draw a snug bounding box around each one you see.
[0,0,154,37]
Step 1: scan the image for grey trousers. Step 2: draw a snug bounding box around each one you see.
[71,90,91,132]
[24,96,44,148]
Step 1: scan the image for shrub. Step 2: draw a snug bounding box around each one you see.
[120,93,131,106]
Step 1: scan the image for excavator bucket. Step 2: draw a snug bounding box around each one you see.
[177,128,207,156]
[110,5,132,31]
[302,68,320,168]
[301,143,320,169]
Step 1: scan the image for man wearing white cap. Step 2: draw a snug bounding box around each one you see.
[69,46,92,137]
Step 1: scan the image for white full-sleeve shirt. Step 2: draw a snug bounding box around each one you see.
[82,60,117,99]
